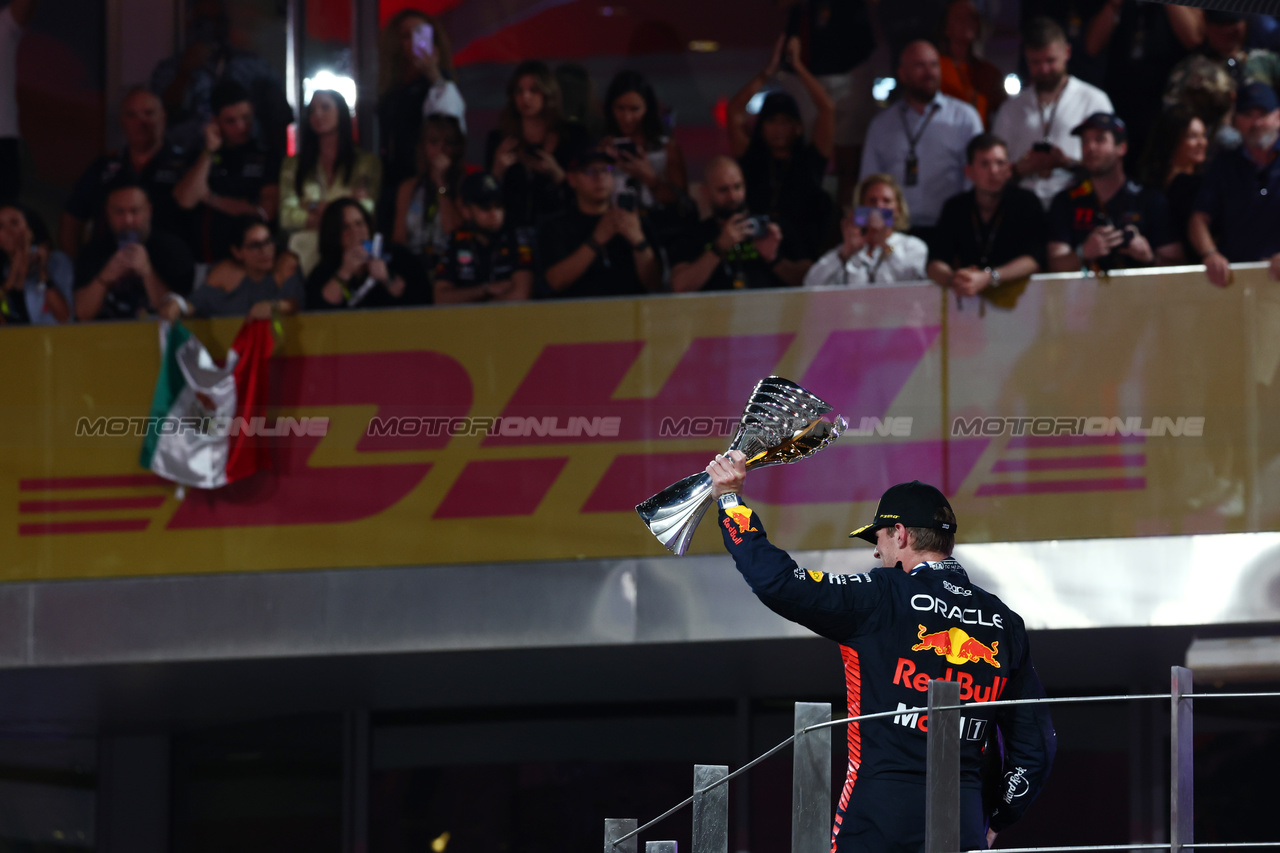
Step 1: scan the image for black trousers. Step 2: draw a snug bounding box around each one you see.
[833,778,988,853]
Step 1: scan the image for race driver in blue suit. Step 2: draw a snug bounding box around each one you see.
[706,451,1056,853]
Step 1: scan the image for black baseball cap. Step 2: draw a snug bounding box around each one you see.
[1071,112,1128,145]
[1237,81,1280,114]
[460,172,503,206]
[567,147,615,172]
[758,91,802,123]
[1204,10,1245,25]
[848,481,956,543]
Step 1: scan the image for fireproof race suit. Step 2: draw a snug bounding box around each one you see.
[718,501,1056,853]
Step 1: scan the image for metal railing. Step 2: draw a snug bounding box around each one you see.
[602,666,1280,853]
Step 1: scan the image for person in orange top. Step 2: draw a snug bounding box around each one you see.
[939,0,1007,128]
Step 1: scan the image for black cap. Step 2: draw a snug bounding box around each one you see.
[1071,112,1128,144]
[459,172,503,206]
[758,91,802,122]
[1204,9,1245,25]
[848,481,955,543]
[210,78,251,114]
[566,145,615,172]
[1237,81,1280,113]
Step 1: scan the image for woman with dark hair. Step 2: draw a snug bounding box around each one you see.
[484,60,586,234]
[0,203,72,324]
[1140,106,1209,256]
[727,36,835,285]
[280,90,382,273]
[601,69,688,212]
[393,113,466,259]
[305,198,426,310]
[376,10,466,231]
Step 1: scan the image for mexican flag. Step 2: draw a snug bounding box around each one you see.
[139,319,275,489]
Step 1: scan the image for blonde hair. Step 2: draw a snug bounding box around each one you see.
[854,173,911,232]
[378,10,455,96]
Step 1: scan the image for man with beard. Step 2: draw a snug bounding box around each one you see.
[73,182,195,320]
[1046,113,1182,272]
[992,17,1113,210]
[174,79,281,263]
[434,172,533,303]
[670,156,785,292]
[1189,82,1280,288]
[860,40,983,244]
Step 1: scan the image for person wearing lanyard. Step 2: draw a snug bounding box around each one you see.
[860,41,984,245]
[804,173,927,287]
[927,133,1047,306]
[992,17,1114,210]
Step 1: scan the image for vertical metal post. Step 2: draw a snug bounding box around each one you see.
[342,710,370,853]
[693,765,729,853]
[351,0,380,148]
[647,843,678,853]
[925,679,961,853]
[605,819,638,853]
[735,697,752,853]
[792,702,832,853]
[284,0,306,120]
[1170,667,1194,853]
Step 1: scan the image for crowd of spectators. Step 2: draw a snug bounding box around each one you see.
[3,2,1280,325]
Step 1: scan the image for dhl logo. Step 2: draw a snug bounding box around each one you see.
[12,305,1152,554]
[22,326,985,537]
[910,624,1000,668]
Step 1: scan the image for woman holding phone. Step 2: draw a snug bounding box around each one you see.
[377,11,466,231]
[601,70,687,210]
[0,204,72,324]
[306,198,427,310]
[804,173,928,286]
[484,61,585,236]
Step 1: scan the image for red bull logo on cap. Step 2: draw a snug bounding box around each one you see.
[911,624,1000,668]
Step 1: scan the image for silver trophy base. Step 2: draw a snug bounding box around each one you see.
[635,472,715,556]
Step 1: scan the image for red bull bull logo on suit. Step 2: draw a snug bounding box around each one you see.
[910,624,1001,667]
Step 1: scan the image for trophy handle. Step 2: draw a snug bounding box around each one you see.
[635,471,715,556]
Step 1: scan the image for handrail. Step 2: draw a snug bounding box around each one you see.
[608,685,1280,850]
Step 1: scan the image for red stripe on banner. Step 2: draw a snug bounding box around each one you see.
[19,475,168,491]
[224,319,276,485]
[1005,434,1147,449]
[976,477,1145,496]
[19,519,151,536]
[433,458,569,519]
[991,454,1145,472]
[582,439,991,513]
[19,496,166,513]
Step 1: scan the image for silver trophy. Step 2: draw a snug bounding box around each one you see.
[636,376,848,555]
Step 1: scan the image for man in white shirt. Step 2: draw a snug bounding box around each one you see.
[992,16,1113,210]
[860,40,983,242]
[0,0,39,201]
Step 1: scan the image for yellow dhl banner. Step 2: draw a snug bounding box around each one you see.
[2,267,1277,582]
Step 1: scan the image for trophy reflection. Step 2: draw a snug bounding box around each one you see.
[636,376,847,555]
